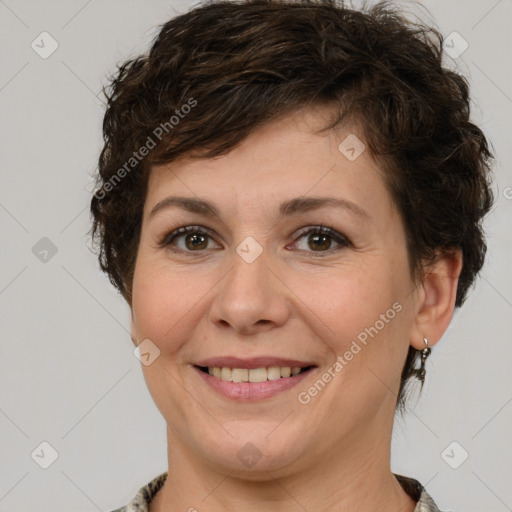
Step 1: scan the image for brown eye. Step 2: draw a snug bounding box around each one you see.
[161,226,219,253]
[308,233,333,251]
[291,225,351,254]
[184,233,208,250]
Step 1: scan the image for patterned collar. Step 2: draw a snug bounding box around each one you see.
[110,472,441,512]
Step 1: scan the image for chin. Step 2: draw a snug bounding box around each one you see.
[190,421,315,478]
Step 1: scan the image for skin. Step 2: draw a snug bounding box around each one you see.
[129,106,462,512]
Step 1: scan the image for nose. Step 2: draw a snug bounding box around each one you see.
[208,246,290,336]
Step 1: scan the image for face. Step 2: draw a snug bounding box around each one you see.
[130,107,422,478]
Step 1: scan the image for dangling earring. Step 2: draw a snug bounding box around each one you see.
[414,337,431,386]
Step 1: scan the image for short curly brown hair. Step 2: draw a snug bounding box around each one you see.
[90,0,494,409]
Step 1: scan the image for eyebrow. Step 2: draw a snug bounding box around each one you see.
[149,195,369,220]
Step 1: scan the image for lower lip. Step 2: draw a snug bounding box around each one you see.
[194,366,315,401]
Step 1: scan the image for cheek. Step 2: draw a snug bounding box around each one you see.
[299,257,412,387]
[304,263,401,340]
[131,258,190,347]
[130,251,224,359]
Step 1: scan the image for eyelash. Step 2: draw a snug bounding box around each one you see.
[159,224,351,256]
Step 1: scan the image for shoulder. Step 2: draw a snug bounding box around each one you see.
[415,490,442,512]
[394,473,442,512]
[108,472,168,512]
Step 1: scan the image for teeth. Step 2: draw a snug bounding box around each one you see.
[221,367,232,381]
[249,368,267,382]
[206,366,310,382]
[267,366,281,380]
[232,368,248,382]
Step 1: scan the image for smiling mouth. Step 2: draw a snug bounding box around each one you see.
[195,365,315,382]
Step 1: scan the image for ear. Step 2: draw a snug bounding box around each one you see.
[410,249,463,350]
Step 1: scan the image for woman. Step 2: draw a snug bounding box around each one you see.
[90,1,493,510]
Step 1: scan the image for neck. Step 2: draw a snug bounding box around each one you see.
[150,423,416,512]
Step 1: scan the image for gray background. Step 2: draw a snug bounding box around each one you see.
[0,0,511,510]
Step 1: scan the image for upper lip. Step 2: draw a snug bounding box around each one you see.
[194,356,317,369]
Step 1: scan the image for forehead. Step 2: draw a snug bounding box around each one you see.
[144,108,396,223]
